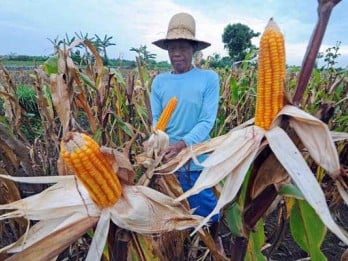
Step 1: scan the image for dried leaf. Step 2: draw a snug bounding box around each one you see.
[50,74,71,135]
[86,210,110,261]
[110,185,202,234]
[128,233,162,260]
[0,123,34,176]
[67,39,84,51]
[0,175,22,204]
[0,141,19,170]
[6,216,98,261]
[8,213,92,254]
[0,174,27,242]
[250,152,289,199]
[136,131,169,172]
[191,138,261,234]
[144,131,169,158]
[0,175,99,221]
[176,126,264,202]
[83,40,103,78]
[0,174,202,258]
[0,86,22,130]
[75,92,98,132]
[101,146,135,185]
[330,131,348,142]
[83,40,104,91]
[155,119,254,174]
[277,105,340,175]
[266,126,348,245]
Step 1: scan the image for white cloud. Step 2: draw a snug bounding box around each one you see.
[0,0,347,67]
[286,42,308,66]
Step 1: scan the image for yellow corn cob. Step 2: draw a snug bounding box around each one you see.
[155,96,178,131]
[255,18,285,130]
[60,132,122,207]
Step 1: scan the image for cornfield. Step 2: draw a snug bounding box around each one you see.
[0,1,347,260]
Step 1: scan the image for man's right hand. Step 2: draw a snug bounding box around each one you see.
[163,140,186,162]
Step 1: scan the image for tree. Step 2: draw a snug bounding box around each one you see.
[130,45,157,67]
[74,32,96,65]
[209,53,232,68]
[94,34,116,65]
[222,23,260,62]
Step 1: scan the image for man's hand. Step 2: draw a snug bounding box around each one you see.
[163,140,186,162]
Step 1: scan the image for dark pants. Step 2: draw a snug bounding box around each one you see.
[176,170,219,223]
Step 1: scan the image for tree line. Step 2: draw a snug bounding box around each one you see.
[1,22,261,70]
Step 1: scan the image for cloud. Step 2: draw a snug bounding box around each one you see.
[0,0,347,67]
[286,43,308,66]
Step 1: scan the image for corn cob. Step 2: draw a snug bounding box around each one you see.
[155,96,178,131]
[255,18,285,130]
[60,132,122,207]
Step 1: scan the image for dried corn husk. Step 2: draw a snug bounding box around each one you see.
[0,144,201,261]
[172,105,348,243]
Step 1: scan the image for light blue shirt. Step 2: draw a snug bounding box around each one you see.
[150,67,220,171]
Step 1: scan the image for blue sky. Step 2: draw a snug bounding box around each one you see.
[1,0,347,67]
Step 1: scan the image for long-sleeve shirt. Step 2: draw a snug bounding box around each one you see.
[150,67,220,171]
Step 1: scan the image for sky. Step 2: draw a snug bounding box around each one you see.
[1,0,348,67]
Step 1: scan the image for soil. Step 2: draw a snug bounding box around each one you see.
[265,206,348,261]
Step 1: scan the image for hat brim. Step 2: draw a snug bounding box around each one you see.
[152,38,211,51]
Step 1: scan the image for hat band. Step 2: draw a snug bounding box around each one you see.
[166,27,196,40]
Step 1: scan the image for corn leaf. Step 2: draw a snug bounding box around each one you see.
[6,216,98,260]
[266,126,348,245]
[191,138,261,234]
[110,68,126,86]
[110,185,202,234]
[50,73,72,135]
[79,72,97,90]
[129,234,161,261]
[278,184,304,200]
[330,131,348,142]
[43,56,58,76]
[155,118,255,174]
[225,202,244,237]
[245,219,266,261]
[176,126,264,201]
[277,105,340,174]
[290,199,327,261]
[230,77,239,104]
[86,210,110,261]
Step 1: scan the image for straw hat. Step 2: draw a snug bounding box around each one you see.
[152,12,211,51]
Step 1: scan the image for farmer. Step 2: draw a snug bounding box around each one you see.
[150,12,222,246]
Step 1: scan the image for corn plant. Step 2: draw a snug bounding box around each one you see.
[155,2,347,260]
[0,0,347,260]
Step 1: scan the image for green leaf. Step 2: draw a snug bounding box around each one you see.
[129,234,161,261]
[110,68,126,86]
[43,56,58,75]
[278,184,304,199]
[224,169,252,237]
[118,120,135,137]
[80,72,97,90]
[245,219,266,261]
[225,202,244,237]
[290,199,327,261]
[230,77,239,104]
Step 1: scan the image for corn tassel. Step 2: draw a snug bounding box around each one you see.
[255,18,285,130]
[60,132,122,207]
[155,96,178,131]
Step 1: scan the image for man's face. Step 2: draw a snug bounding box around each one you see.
[167,40,194,74]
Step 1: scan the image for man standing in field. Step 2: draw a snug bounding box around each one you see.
[150,12,223,251]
